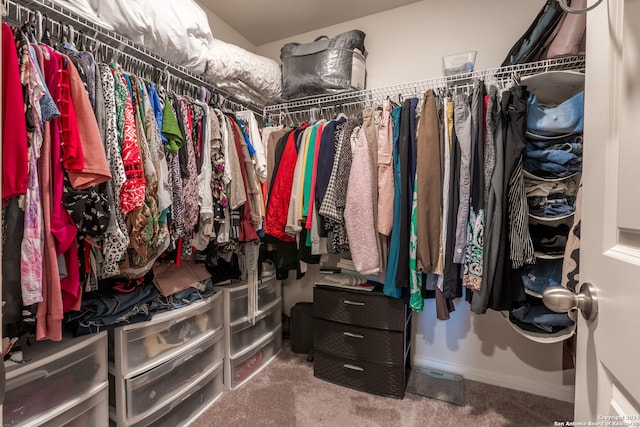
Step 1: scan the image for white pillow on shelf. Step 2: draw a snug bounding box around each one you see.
[91,0,213,75]
[51,0,113,30]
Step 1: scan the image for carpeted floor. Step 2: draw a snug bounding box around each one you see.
[192,340,573,427]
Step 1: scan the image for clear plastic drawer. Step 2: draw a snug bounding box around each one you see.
[4,333,107,427]
[219,277,280,324]
[228,298,282,357]
[110,292,222,377]
[42,385,109,427]
[130,362,224,427]
[225,326,282,390]
[123,329,224,421]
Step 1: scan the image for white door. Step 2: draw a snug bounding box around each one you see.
[577,0,640,421]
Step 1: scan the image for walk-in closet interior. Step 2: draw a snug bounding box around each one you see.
[3,0,623,425]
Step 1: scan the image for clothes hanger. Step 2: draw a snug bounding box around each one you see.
[335,111,348,121]
[386,95,399,108]
[41,14,52,46]
[20,9,37,43]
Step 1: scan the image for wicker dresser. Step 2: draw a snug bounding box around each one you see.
[313,285,411,399]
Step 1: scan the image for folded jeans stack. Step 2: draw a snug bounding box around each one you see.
[509,80,584,335]
[524,91,583,220]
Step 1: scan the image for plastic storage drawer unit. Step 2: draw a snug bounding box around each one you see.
[227,298,282,357]
[112,329,224,422]
[4,332,108,427]
[219,277,281,324]
[129,362,224,427]
[109,292,222,377]
[313,285,411,399]
[42,385,109,427]
[225,325,282,390]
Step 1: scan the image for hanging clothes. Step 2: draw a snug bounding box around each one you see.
[472,85,503,314]
[463,81,486,291]
[322,117,360,253]
[409,162,423,311]
[490,86,529,311]
[96,64,129,280]
[65,55,111,189]
[228,117,259,242]
[376,100,394,236]
[442,99,463,304]
[453,94,472,265]
[2,23,29,200]
[177,95,200,255]
[344,127,380,275]
[383,105,405,298]
[114,70,146,215]
[233,116,263,230]
[396,98,418,288]
[415,89,443,275]
[20,41,47,307]
[287,124,314,236]
[265,127,303,241]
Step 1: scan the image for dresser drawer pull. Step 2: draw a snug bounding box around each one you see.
[343,364,364,372]
[343,300,365,306]
[343,331,364,339]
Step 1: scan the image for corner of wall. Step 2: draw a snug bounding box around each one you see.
[195,1,257,53]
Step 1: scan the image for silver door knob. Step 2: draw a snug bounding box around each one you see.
[542,282,598,322]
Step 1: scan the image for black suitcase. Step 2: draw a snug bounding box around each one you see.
[290,302,314,355]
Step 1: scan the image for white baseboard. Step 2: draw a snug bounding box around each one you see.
[413,355,575,403]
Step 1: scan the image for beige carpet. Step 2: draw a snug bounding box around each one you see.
[192,341,573,427]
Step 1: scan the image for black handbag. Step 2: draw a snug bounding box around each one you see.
[501,0,565,66]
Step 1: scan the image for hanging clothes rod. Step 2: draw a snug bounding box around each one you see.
[3,0,265,116]
[263,55,586,120]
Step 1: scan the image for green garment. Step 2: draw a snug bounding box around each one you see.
[301,123,319,218]
[112,71,127,150]
[410,165,424,312]
[161,93,182,154]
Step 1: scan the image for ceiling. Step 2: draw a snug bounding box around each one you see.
[198,0,422,46]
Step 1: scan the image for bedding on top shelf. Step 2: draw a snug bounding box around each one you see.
[51,0,282,105]
[52,0,114,30]
[204,39,282,106]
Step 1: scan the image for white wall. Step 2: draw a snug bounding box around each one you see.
[195,2,256,52]
[256,0,546,89]
[265,0,576,403]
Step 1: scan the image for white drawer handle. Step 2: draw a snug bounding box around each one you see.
[343,364,364,372]
[343,300,365,306]
[343,332,364,339]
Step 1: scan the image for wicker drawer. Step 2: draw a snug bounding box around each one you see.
[109,293,222,377]
[314,349,407,399]
[313,286,406,331]
[314,318,405,365]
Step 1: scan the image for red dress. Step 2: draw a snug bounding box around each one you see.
[1,23,28,200]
